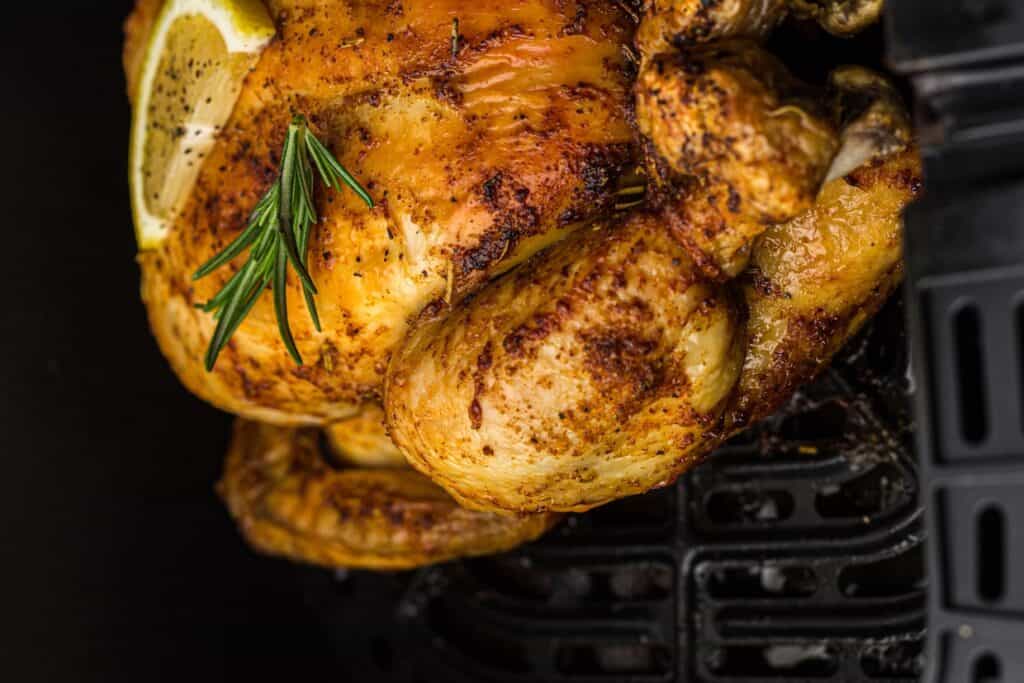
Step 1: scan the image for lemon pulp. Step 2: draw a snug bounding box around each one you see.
[130,0,274,249]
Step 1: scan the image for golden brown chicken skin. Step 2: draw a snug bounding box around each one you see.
[126,0,637,425]
[220,420,559,570]
[635,40,838,278]
[636,0,788,59]
[385,75,919,514]
[387,210,745,512]
[790,0,885,36]
[326,402,407,469]
[731,146,920,426]
[636,0,885,58]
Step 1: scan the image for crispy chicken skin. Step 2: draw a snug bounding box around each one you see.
[387,211,745,512]
[326,403,407,469]
[637,0,787,59]
[790,0,884,36]
[730,145,919,427]
[635,41,838,278]
[220,420,559,569]
[385,79,919,514]
[635,0,884,58]
[125,0,636,425]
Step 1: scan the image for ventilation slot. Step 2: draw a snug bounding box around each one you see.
[587,487,672,529]
[838,544,925,598]
[704,644,838,677]
[815,463,911,519]
[468,558,673,605]
[704,564,817,599]
[466,556,556,601]
[427,600,532,674]
[555,643,671,676]
[954,304,988,444]
[977,505,1006,603]
[860,641,924,679]
[778,400,851,442]
[706,489,795,525]
[1017,297,1024,435]
[973,652,1002,683]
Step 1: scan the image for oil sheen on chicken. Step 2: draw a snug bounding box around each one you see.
[126,0,637,425]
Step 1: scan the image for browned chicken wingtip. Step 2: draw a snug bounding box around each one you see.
[220,419,560,570]
[636,0,789,58]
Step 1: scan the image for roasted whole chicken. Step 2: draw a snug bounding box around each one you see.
[125,0,920,568]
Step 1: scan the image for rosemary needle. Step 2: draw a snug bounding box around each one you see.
[193,115,374,371]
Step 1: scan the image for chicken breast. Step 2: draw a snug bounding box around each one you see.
[220,420,559,569]
[126,0,637,425]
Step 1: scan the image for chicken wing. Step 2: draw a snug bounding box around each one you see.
[727,65,915,427]
[126,0,637,425]
[220,420,559,569]
[732,146,920,426]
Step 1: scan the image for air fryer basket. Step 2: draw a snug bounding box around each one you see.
[292,4,1024,682]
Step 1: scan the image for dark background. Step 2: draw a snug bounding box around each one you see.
[1,3,335,680]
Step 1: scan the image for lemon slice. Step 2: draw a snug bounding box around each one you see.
[130,0,275,250]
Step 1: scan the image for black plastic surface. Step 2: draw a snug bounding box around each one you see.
[904,190,1024,683]
[887,0,1024,73]
[887,3,1024,679]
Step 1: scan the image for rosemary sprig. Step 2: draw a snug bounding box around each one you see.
[193,115,374,371]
